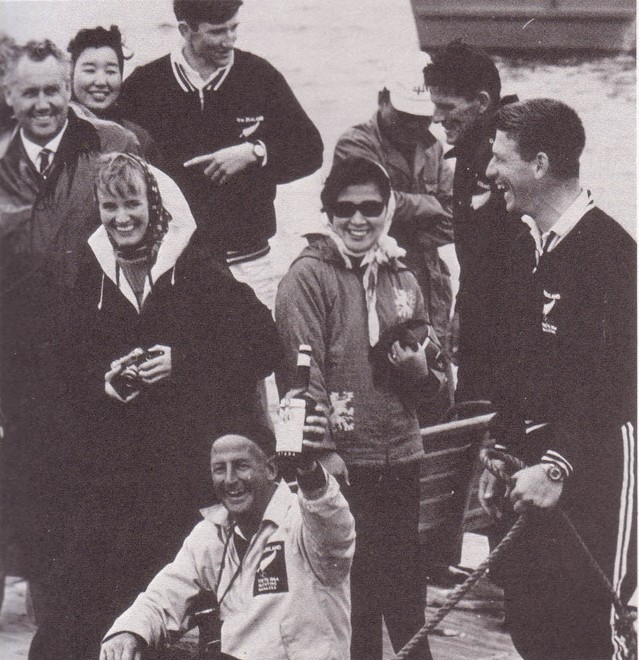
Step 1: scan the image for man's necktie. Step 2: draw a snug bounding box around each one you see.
[38,148,52,175]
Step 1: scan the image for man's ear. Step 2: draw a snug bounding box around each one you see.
[4,84,14,109]
[476,90,492,114]
[534,152,550,179]
[178,21,191,40]
[63,78,72,103]
[266,456,279,481]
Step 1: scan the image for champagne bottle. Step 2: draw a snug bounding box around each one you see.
[276,344,315,458]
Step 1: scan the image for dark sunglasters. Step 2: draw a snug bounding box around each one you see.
[330,201,385,218]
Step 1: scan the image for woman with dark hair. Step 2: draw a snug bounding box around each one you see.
[29,152,280,660]
[68,26,163,165]
[276,157,443,660]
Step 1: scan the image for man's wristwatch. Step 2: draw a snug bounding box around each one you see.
[251,141,266,165]
[542,462,565,482]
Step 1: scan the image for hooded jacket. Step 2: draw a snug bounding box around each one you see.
[275,234,427,467]
[0,108,139,418]
[68,178,281,492]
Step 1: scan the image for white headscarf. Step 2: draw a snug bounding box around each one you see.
[324,185,406,346]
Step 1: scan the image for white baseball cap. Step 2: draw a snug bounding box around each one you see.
[385,51,434,117]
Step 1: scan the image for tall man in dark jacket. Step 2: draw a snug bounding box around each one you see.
[118,0,324,309]
[0,38,139,651]
[481,98,636,660]
[425,40,520,403]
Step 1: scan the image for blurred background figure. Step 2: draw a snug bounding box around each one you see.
[0,32,18,150]
[334,51,454,358]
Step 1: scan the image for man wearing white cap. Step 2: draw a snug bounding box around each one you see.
[334,51,454,349]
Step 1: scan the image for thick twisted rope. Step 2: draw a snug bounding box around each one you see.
[391,446,637,660]
[392,514,528,660]
[482,448,637,658]
[482,448,630,616]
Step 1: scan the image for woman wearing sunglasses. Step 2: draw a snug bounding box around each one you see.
[276,157,443,660]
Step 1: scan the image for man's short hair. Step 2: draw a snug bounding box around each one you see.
[173,0,243,28]
[3,39,70,87]
[321,158,391,214]
[210,422,277,459]
[424,39,501,105]
[495,98,585,180]
[68,25,128,74]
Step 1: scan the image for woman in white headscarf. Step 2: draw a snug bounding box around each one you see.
[275,157,442,660]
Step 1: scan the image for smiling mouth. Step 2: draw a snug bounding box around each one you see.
[88,90,111,101]
[224,490,248,503]
[345,224,374,238]
[113,223,138,234]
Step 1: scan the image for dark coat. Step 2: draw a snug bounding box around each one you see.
[0,109,139,418]
[446,96,522,402]
[68,225,282,499]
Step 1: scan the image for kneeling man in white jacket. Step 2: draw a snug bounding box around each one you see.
[100,424,356,660]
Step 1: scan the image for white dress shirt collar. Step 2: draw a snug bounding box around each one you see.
[20,120,69,170]
[522,188,595,265]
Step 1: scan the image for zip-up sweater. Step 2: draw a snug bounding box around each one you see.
[119,49,323,255]
[104,477,355,660]
[275,234,427,466]
[495,207,636,477]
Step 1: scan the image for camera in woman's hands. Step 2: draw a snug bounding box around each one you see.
[110,350,153,398]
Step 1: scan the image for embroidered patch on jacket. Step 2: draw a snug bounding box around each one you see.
[330,391,355,432]
[393,288,416,321]
[542,289,560,335]
[254,541,288,596]
[236,116,264,139]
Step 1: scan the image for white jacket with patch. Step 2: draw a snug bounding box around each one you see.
[104,475,355,660]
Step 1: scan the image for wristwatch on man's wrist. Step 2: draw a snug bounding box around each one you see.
[542,462,565,482]
[251,141,266,165]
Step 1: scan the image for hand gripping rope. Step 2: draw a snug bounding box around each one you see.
[391,444,637,660]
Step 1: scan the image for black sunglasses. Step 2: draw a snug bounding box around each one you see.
[330,200,386,218]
